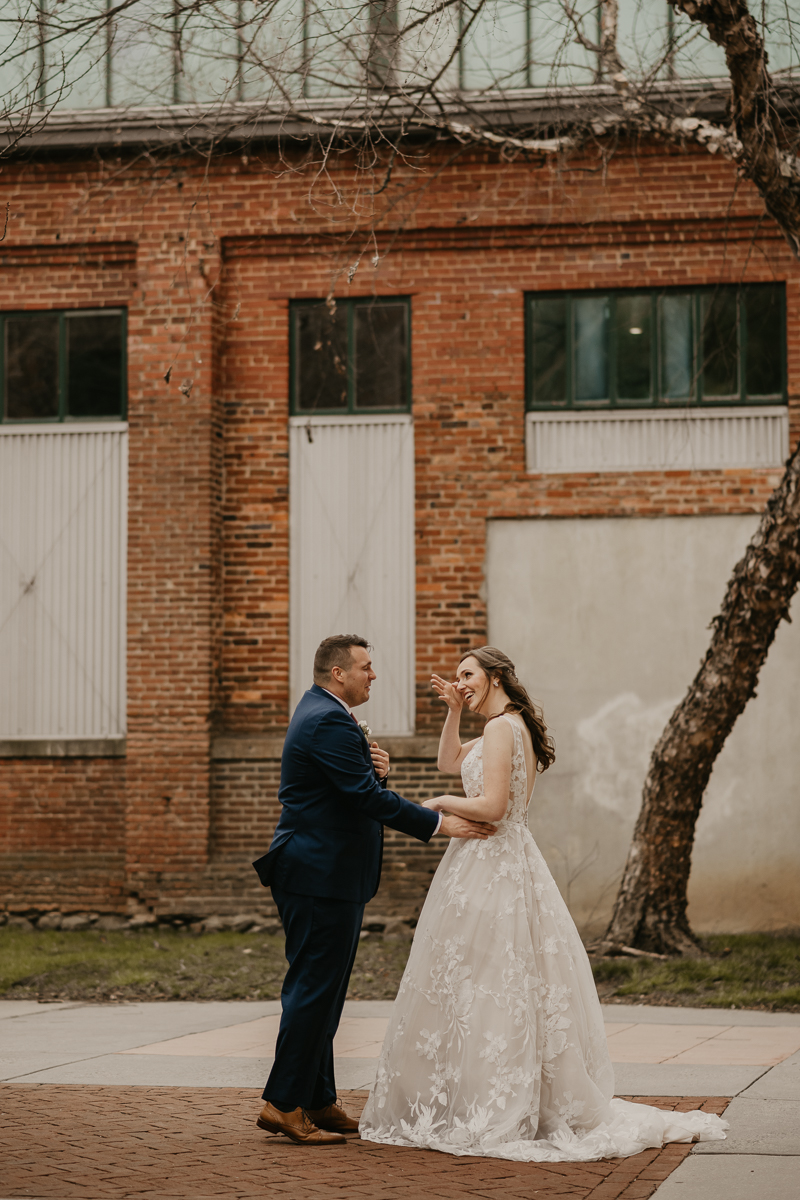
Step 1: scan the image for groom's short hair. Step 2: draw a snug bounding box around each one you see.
[314,634,371,683]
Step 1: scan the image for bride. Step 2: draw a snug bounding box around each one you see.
[359,646,727,1162]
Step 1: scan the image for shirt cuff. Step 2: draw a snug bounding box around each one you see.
[433,812,443,836]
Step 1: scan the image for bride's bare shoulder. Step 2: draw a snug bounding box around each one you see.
[482,716,515,752]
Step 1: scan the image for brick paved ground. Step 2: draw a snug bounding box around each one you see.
[0,1087,729,1200]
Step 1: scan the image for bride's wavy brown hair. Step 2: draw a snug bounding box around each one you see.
[461,646,555,772]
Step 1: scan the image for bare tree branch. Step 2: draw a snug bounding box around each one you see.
[669,0,800,256]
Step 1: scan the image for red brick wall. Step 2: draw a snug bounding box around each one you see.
[123,217,223,905]
[210,760,282,863]
[0,758,126,912]
[0,140,797,916]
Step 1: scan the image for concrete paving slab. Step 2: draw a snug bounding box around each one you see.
[612,1062,766,1097]
[121,1012,388,1059]
[666,1025,800,1066]
[119,1014,282,1058]
[0,1001,75,1019]
[4,1053,275,1088]
[601,1004,800,1027]
[577,1023,797,1069]
[0,1052,100,1081]
[118,1009,797,1068]
[2,1051,381,1090]
[742,1050,800,1101]
[605,1022,729,1062]
[5,1048,749,1095]
[0,1000,282,1057]
[330,1058,379,1089]
[4,998,796,1023]
[342,1000,395,1018]
[652,1153,799,1199]
[334,1016,393,1056]
[692,1096,800,1155]
[0,1000,794,1104]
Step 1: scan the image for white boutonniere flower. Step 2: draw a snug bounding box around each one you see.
[358,720,372,742]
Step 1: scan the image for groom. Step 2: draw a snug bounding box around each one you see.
[252,634,495,1146]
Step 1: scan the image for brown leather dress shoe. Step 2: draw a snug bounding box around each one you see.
[256,1101,346,1145]
[306,1100,360,1135]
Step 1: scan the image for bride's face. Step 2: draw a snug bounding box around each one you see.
[455,656,491,713]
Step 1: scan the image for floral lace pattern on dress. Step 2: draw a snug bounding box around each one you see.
[360,715,728,1162]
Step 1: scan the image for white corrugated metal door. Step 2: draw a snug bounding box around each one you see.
[525,407,790,474]
[0,423,127,739]
[290,413,415,736]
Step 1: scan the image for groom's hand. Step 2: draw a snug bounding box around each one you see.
[437,814,496,840]
[370,742,390,779]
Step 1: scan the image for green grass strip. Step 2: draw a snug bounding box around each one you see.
[0,928,797,1010]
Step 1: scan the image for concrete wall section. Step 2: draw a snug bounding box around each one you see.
[486,515,800,936]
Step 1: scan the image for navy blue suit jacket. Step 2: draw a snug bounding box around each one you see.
[253,685,439,903]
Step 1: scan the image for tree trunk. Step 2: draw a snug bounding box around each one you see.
[670,0,800,258]
[602,439,800,955]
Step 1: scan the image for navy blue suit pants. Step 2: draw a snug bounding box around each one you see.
[263,884,364,1110]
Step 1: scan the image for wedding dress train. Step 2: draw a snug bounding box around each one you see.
[359,715,728,1162]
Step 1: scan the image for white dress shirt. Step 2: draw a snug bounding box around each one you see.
[320,687,443,836]
[320,687,355,717]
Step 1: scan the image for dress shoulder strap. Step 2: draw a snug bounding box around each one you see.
[499,712,522,736]
[500,713,534,808]
[499,713,525,755]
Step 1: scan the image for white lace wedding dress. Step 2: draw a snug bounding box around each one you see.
[359,715,728,1161]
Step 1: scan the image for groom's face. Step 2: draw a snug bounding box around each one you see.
[333,645,376,708]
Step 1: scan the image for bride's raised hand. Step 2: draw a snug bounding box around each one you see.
[431,673,463,712]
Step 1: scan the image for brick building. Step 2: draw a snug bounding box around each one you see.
[1,5,799,933]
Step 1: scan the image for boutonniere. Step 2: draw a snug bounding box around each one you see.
[358,720,372,742]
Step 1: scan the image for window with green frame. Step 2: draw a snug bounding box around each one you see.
[291,298,411,415]
[0,309,127,422]
[526,285,786,409]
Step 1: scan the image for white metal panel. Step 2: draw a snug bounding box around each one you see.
[526,407,789,474]
[0,423,127,739]
[290,413,415,736]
